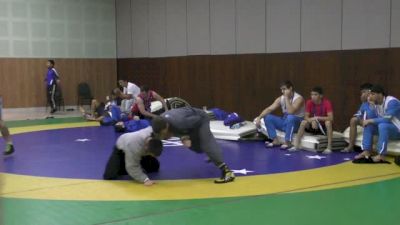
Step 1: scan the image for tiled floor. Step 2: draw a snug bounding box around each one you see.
[2,106,83,121]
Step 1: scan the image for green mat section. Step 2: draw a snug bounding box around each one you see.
[3,177,399,225]
[4,117,85,128]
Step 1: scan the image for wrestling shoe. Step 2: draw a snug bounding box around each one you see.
[214,168,235,184]
[4,144,15,155]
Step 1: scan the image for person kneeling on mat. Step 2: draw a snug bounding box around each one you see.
[103,126,162,186]
[130,85,169,120]
[151,107,235,184]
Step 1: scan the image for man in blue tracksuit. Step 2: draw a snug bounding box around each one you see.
[356,85,400,162]
[342,83,377,152]
[44,59,60,114]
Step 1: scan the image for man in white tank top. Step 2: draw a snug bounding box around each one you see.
[117,79,141,113]
[255,81,305,149]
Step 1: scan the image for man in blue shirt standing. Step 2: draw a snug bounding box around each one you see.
[44,59,60,114]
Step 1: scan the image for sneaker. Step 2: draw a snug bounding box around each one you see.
[214,169,235,184]
[322,148,332,154]
[280,144,292,150]
[340,146,353,153]
[265,141,280,148]
[288,146,299,152]
[354,151,370,159]
[4,144,15,155]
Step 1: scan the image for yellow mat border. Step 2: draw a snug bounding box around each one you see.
[1,122,399,201]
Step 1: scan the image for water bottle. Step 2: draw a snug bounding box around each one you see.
[230,122,245,129]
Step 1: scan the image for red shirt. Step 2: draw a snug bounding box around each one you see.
[131,90,155,115]
[305,98,333,117]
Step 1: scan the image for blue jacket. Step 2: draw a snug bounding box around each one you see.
[373,96,400,130]
[45,68,59,86]
[354,102,377,119]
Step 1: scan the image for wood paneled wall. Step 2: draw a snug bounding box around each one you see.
[0,58,117,108]
[117,48,400,131]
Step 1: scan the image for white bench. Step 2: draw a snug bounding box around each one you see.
[343,126,400,155]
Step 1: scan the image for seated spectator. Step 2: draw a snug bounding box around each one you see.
[342,83,377,152]
[254,81,305,149]
[355,85,400,162]
[290,87,334,154]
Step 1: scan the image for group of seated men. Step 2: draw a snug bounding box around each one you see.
[254,81,400,162]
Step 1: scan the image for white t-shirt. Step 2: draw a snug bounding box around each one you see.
[123,82,140,99]
[116,126,153,182]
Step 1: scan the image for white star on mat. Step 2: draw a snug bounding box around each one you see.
[75,138,90,142]
[231,169,254,175]
[284,154,291,156]
[306,155,326,160]
[343,158,351,161]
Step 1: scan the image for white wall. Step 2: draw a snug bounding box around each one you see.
[166,0,187,56]
[391,0,400,47]
[342,0,390,50]
[0,0,116,58]
[116,0,131,58]
[210,0,235,55]
[236,0,265,54]
[116,0,398,58]
[187,0,210,55]
[301,0,342,51]
[131,0,149,57]
[266,0,300,53]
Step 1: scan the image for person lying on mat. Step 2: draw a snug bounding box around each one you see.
[355,85,400,162]
[290,86,334,154]
[254,80,305,150]
[342,83,377,152]
[80,89,119,122]
[103,126,162,186]
[151,107,235,184]
[130,85,168,120]
[114,119,150,133]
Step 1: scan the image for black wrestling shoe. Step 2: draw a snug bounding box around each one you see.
[4,144,15,155]
[214,169,235,184]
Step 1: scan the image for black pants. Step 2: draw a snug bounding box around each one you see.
[103,146,128,180]
[47,84,57,110]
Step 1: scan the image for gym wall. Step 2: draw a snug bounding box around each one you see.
[116,0,400,131]
[0,0,117,108]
